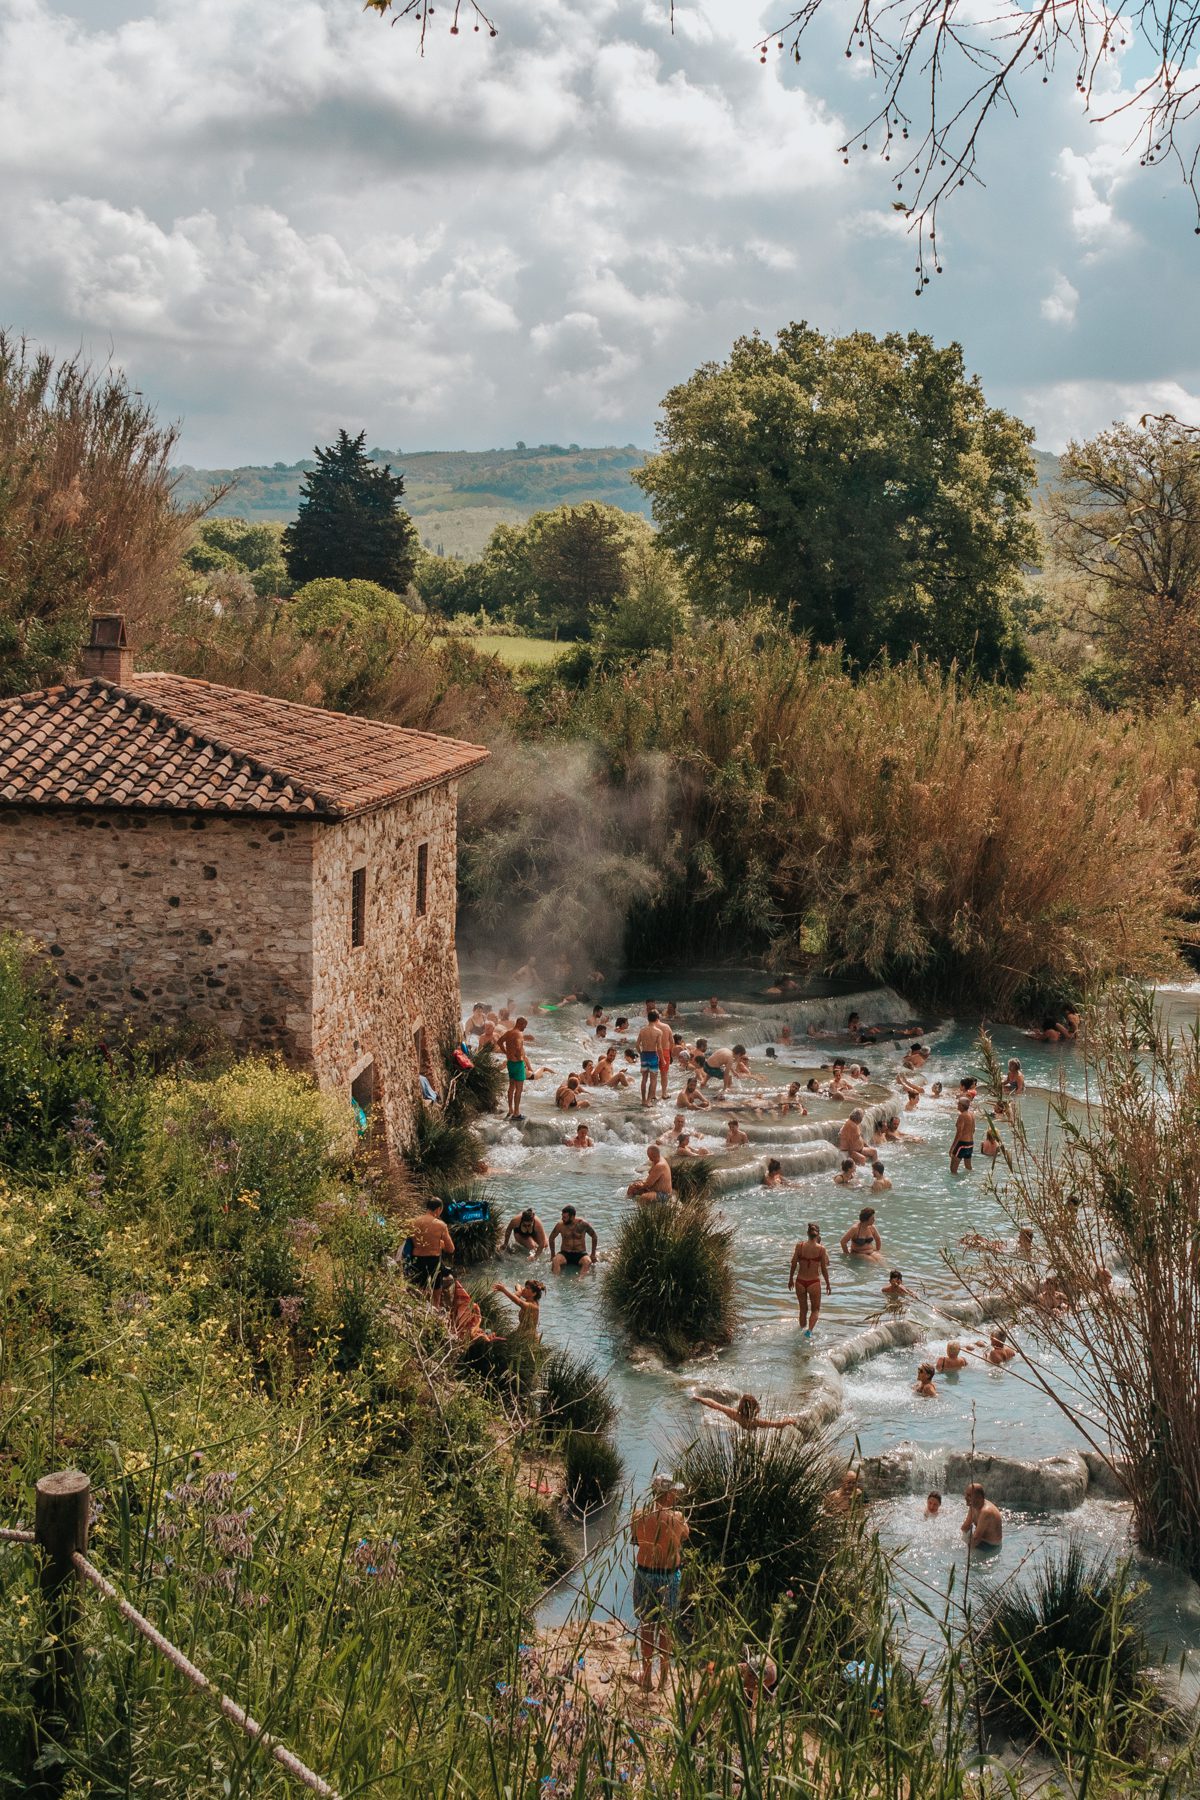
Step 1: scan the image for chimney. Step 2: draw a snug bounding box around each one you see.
[81,614,132,685]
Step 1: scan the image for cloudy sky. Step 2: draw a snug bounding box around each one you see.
[1,0,1196,464]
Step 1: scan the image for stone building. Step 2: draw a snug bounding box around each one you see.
[0,615,487,1151]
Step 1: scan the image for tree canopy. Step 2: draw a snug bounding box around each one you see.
[635,322,1036,679]
[282,430,419,592]
[0,333,200,695]
[1048,416,1200,703]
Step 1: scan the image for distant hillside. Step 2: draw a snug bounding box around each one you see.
[171,444,655,559]
[171,441,1064,560]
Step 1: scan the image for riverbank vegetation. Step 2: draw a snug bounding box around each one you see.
[604,1196,736,1361]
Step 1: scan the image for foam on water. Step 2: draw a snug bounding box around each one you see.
[459,974,1200,1649]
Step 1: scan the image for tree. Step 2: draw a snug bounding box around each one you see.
[184,517,291,597]
[1047,416,1200,704]
[0,332,203,695]
[282,430,419,592]
[635,323,1036,679]
[524,503,651,638]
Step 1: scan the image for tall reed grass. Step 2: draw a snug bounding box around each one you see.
[603,1199,736,1362]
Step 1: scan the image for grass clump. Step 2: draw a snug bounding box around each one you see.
[406,1105,479,1184]
[429,1180,502,1264]
[604,1199,735,1362]
[443,1044,506,1125]
[563,1431,623,1512]
[538,1347,616,1438]
[972,1540,1153,1752]
[676,1428,847,1633]
[670,1155,716,1202]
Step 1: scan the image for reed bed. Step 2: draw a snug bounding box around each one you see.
[603,1199,736,1362]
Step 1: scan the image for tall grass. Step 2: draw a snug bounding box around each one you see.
[972,1541,1152,1752]
[563,1430,623,1511]
[972,991,1200,1576]
[538,1346,617,1437]
[426,1180,502,1264]
[405,1106,479,1184]
[603,1199,736,1361]
[676,1427,849,1635]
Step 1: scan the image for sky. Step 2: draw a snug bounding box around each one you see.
[1,0,1197,465]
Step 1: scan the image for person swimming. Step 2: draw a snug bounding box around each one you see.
[833,1157,858,1187]
[841,1207,882,1258]
[936,1340,968,1371]
[764,1157,791,1189]
[914,1362,938,1397]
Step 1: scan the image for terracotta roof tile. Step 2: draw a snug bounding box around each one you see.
[0,676,487,819]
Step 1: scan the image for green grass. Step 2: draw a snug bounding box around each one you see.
[563,1431,623,1511]
[538,1347,617,1438]
[603,1198,736,1362]
[432,632,563,666]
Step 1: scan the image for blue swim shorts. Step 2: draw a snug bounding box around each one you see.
[640,1051,660,1070]
[633,1565,680,1619]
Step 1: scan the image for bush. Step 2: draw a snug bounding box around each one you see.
[671,1156,716,1203]
[538,1347,616,1438]
[443,1045,506,1126]
[563,1432,623,1512]
[429,1182,501,1265]
[529,1500,576,1581]
[149,1057,351,1250]
[407,1107,479,1185]
[972,1541,1153,1751]
[677,1429,848,1636]
[603,1199,735,1361]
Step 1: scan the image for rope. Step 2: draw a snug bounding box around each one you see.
[69,1551,340,1800]
[0,1527,35,1543]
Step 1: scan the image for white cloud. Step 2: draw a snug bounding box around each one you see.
[1021,380,1200,450]
[1040,272,1079,326]
[0,0,1194,461]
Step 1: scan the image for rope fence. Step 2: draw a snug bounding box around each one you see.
[2,1470,341,1800]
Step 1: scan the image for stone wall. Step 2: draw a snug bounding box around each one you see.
[310,782,462,1153]
[0,807,317,1055]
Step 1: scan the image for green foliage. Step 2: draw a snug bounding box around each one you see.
[0,933,151,1183]
[636,321,1036,679]
[563,1430,623,1511]
[443,1043,506,1125]
[603,1198,735,1361]
[290,575,417,633]
[426,1181,502,1264]
[973,1542,1152,1751]
[184,516,291,597]
[538,1347,616,1437]
[0,332,200,693]
[670,1156,716,1203]
[283,428,419,590]
[676,1427,847,1633]
[406,1107,480,1186]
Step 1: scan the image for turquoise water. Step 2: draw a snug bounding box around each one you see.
[463,976,1200,1666]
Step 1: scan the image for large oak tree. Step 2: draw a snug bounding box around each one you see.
[635,322,1037,678]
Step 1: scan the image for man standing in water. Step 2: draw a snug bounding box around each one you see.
[549,1205,599,1272]
[630,1475,690,1692]
[961,1482,1003,1549]
[499,1016,532,1122]
[788,1223,832,1335]
[637,1010,664,1106]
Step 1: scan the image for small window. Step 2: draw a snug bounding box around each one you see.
[415,842,428,917]
[351,867,367,948]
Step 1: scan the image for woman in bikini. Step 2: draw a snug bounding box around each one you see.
[788,1222,832,1334]
[840,1206,883,1260]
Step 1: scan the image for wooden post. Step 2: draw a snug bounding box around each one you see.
[34,1470,90,1718]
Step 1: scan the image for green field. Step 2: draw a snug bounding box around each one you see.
[438,633,564,666]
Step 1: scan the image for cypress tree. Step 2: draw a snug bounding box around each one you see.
[282,429,419,589]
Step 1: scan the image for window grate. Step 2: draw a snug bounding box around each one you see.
[351,867,367,947]
[415,842,428,917]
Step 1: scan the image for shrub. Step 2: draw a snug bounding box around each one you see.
[149,1058,350,1250]
[538,1347,616,1438]
[603,1199,735,1361]
[676,1428,846,1633]
[529,1500,576,1581]
[671,1156,716,1203]
[972,1540,1153,1751]
[428,1181,501,1264]
[407,1108,479,1185]
[443,1045,506,1126]
[563,1432,623,1511]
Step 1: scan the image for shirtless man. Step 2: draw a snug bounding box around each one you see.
[841,1206,882,1259]
[502,1207,547,1256]
[627,1144,674,1202]
[565,1122,594,1149]
[902,1044,930,1071]
[985,1328,1016,1364]
[599,1045,630,1088]
[881,1269,915,1301]
[779,1081,807,1116]
[725,1117,749,1148]
[936,1340,969,1371]
[870,1160,891,1192]
[499,1016,532,1122]
[680,1075,710,1110]
[657,1114,689,1147]
[704,996,729,1019]
[549,1205,598,1273]
[695,1041,742,1095]
[637,1010,664,1106]
[555,1074,590,1109]
[949,1097,975,1174]
[631,1477,690,1692]
[838,1109,869,1166]
[789,1222,832,1333]
[961,1482,1003,1549]
[655,1010,674,1101]
[408,1198,455,1285]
